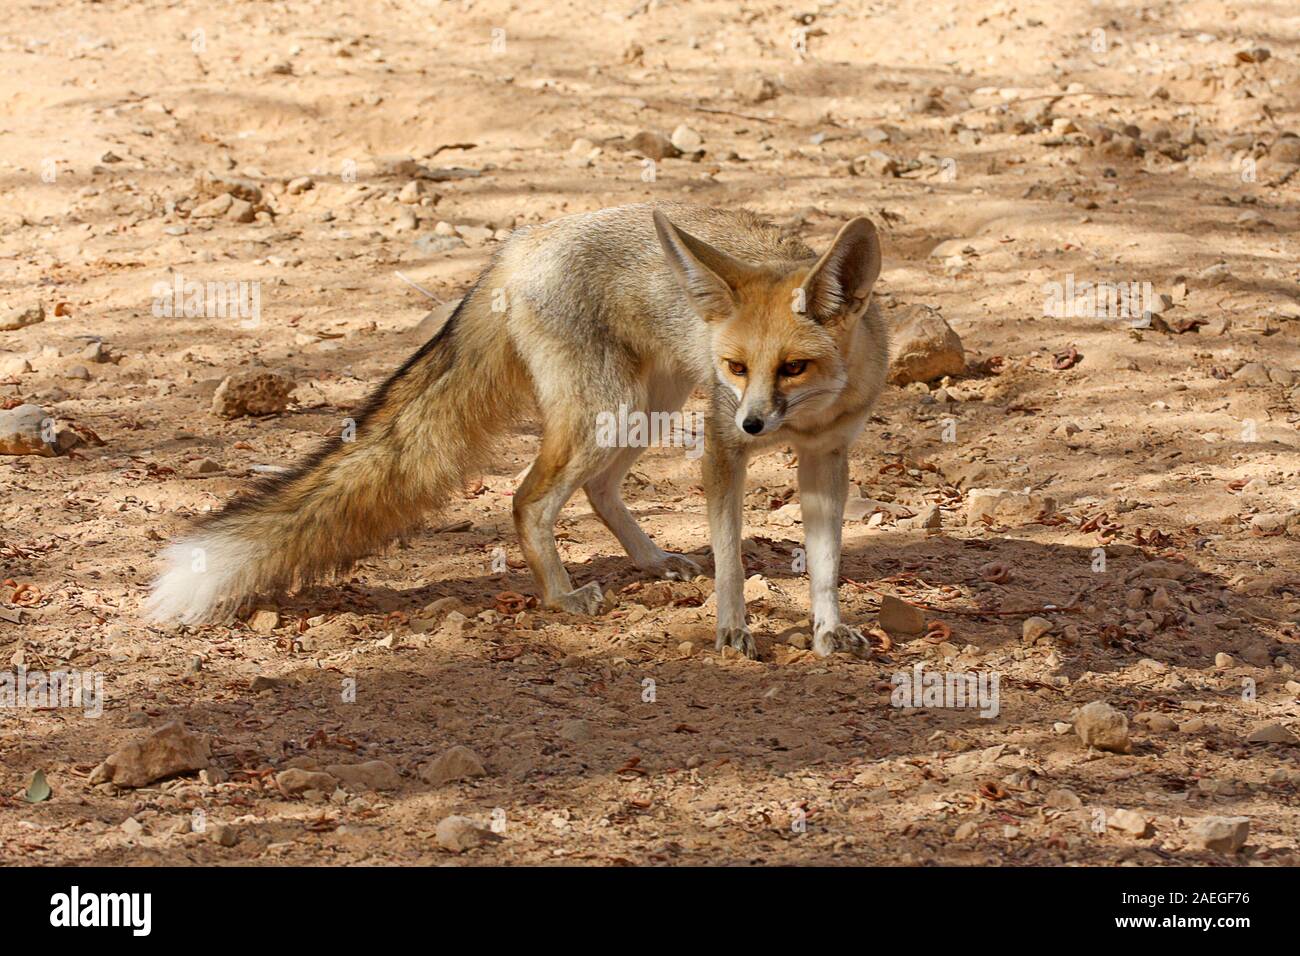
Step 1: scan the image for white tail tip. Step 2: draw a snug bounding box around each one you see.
[146,535,258,625]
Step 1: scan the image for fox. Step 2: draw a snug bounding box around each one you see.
[147,201,889,659]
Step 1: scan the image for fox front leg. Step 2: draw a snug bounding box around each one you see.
[797,445,871,658]
[704,438,755,659]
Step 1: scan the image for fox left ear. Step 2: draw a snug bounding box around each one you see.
[799,217,882,326]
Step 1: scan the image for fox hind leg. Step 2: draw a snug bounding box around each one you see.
[513,426,607,615]
[584,445,701,581]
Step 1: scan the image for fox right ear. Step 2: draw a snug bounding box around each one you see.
[653,210,751,322]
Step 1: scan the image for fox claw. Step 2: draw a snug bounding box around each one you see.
[813,624,872,659]
[550,581,605,615]
[645,553,701,581]
[715,626,757,660]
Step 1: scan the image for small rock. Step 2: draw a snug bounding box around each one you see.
[189,457,222,475]
[89,722,212,788]
[1022,616,1053,644]
[743,575,771,604]
[1073,700,1131,753]
[1045,788,1082,810]
[670,124,704,154]
[628,130,680,161]
[0,404,56,457]
[887,306,965,385]
[191,193,234,219]
[211,370,294,418]
[1245,722,1298,745]
[208,822,239,847]
[879,594,927,636]
[966,488,1056,526]
[1190,816,1250,854]
[1110,809,1154,838]
[286,176,314,195]
[326,760,402,791]
[121,817,144,838]
[248,608,280,633]
[0,302,45,331]
[435,814,502,852]
[419,745,487,786]
[227,198,256,223]
[1213,652,1234,669]
[558,719,594,743]
[276,768,339,796]
[735,75,778,103]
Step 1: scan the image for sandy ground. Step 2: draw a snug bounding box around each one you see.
[2,0,1299,866]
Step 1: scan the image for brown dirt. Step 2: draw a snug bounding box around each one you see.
[2,0,1299,866]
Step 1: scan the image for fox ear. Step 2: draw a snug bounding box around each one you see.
[800,217,882,326]
[653,210,753,322]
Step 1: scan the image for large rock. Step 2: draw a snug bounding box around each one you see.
[0,404,55,456]
[211,370,295,418]
[89,722,211,788]
[888,306,965,385]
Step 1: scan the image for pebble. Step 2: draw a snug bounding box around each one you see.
[1109,809,1154,838]
[559,719,594,743]
[628,130,679,161]
[888,305,965,385]
[966,488,1056,526]
[249,608,280,633]
[0,302,45,331]
[0,404,55,457]
[419,745,487,786]
[208,822,239,847]
[276,768,339,795]
[670,124,704,154]
[326,760,402,791]
[879,594,927,636]
[191,193,234,218]
[1072,700,1131,753]
[211,370,295,418]
[1022,616,1053,644]
[1190,816,1250,854]
[435,815,502,853]
[1245,722,1298,745]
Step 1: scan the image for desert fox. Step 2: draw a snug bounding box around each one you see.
[148,202,889,658]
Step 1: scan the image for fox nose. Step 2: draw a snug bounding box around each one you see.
[742,416,765,435]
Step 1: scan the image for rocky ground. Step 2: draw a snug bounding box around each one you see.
[1,0,1299,865]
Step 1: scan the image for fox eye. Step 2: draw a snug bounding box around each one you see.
[780,360,809,377]
[726,360,747,377]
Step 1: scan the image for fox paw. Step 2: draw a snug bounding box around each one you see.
[549,581,605,615]
[643,552,701,581]
[813,624,872,659]
[715,626,757,660]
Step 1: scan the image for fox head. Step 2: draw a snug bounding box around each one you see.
[653,210,881,438]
